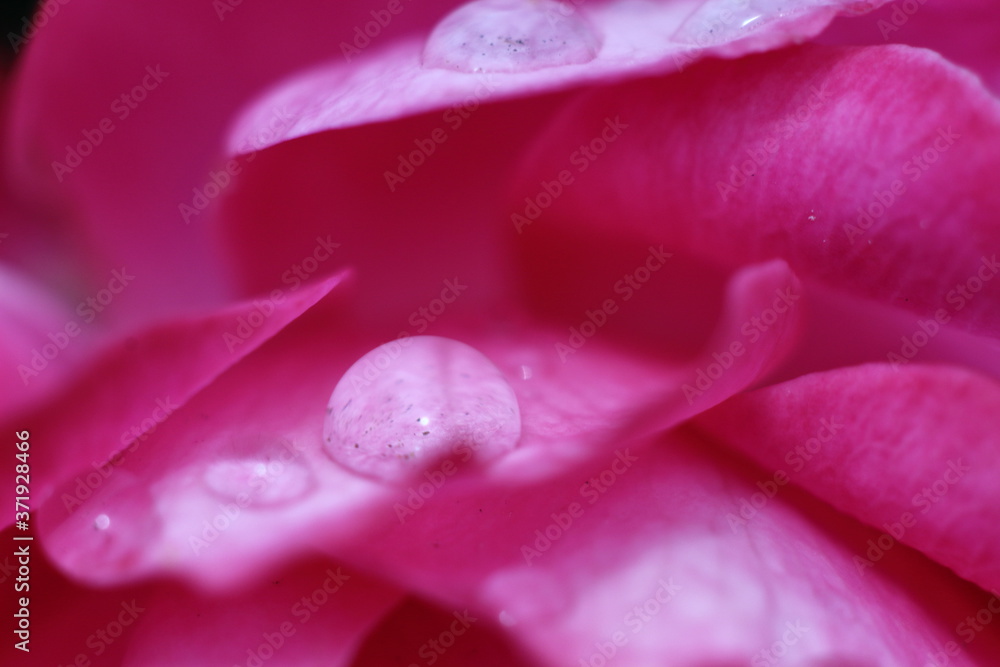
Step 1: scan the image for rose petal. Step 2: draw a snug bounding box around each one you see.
[761,279,1000,388]
[5,271,347,531]
[35,260,801,588]
[345,430,1000,665]
[0,263,89,420]
[695,362,1000,593]
[121,559,400,667]
[215,94,570,315]
[0,522,153,666]
[507,43,1000,336]
[820,0,1000,96]
[228,0,889,150]
[351,596,538,666]
[4,0,455,324]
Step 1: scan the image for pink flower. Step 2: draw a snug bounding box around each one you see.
[4,0,1000,664]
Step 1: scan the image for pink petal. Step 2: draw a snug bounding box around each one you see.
[4,0,452,324]
[820,0,1000,96]
[5,272,346,531]
[696,362,1000,594]
[214,96,568,314]
[0,263,90,420]
[0,522,154,666]
[121,559,400,667]
[351,596,538,666]
[506,43,1000,337]
[35,260,801,588]
[348,430,1000,665]
[229,0,889,150]
[761,279,1000,389]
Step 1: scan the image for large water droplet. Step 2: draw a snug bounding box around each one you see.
[423,0,600,74]
[324,336,521,483]
[202,438,313,507]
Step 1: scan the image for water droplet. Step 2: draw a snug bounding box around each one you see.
[202,436,313,507]
[672,0,829,46]
[423,0,600,74]
[44,472,162,584]
[324,336,521,483]
[499,610,516,627]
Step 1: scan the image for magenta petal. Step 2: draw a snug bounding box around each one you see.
[696,362,1000,593]
[351,596,538,666]
[0,522,153,667]
[214,97,567,312]
[36,260,801,588]
[11,272,347,531]
[344,431,1000,664]
[121,560,400,667]
[228,0,889,150]
[820,0,1000,96]
[507,43,1000,336]
[0,263,87,420]
[4,0,453,323]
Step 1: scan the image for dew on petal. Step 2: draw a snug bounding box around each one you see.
[202,440,313,507]
[324,336,521,483]
[671,0,835,46]
[422,0,600,74]
[43,472,162,584]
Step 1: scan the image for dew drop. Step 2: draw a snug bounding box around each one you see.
[45,472,162,584]
[672,0,824,46]
[423,0,600,74]
[324,336,521,483]
[202,437,313,507]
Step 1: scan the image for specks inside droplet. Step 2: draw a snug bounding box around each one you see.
[423,0,600,74]
[324,336,521,483]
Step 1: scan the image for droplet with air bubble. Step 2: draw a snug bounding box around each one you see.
[323,336,521,483]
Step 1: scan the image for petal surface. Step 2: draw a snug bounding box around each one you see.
[229,0,889,150]
[122,559,400,667]
[507,44,1000,336]
[345,429,1000,665]
[4,272,347,530]
[34,260,802,589]
[695,363,1000,593]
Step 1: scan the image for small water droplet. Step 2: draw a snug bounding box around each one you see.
[324,336,521,483]
[44,472,161,584]
[499,610,516,627]
[672,0,825,46]
[203,437,313,507]
[423,0,600,74]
